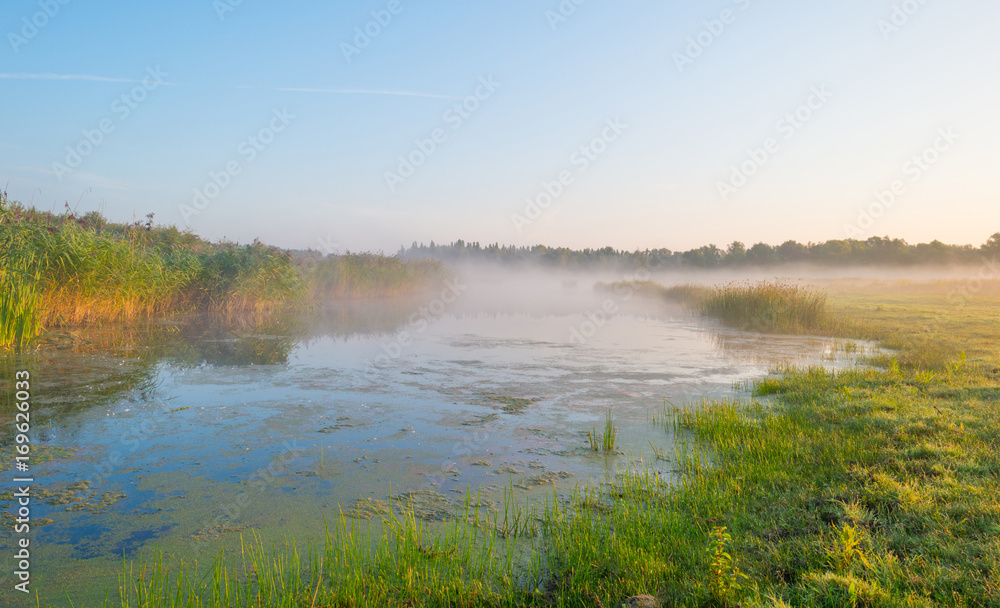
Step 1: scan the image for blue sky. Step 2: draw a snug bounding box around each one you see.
[2,0,998,252]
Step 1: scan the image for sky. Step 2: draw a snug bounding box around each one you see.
[1,0,998,253]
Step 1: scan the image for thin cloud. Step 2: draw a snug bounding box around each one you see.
[242,85,459,100]
[0,73,174,85]
[1,77,456,98]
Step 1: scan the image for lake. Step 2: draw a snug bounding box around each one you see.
[0,276,870,604]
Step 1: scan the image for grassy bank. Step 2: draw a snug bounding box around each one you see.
[115,498,539,608]
[93,281,999,607]
[0,196,446,349]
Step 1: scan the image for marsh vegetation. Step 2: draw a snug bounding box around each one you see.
[0,195,446,349]
[5,194,997,606]
[59,280,994,607]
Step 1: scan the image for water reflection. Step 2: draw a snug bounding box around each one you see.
[0,293,866,606]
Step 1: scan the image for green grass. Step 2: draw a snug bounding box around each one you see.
[85,283,1000,607]
[9,247,992,607]
[588,410,618,452]
[0,244,42,350]
[110,492,543,608]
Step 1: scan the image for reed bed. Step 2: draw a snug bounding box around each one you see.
[300,253,447,300]
[661,283,711,307]
[595,280,666,299]
[599,279,829,333]
[0,197,446,349]
[595,280,711,308]
[0,237,42,349]
[699,281,829,333]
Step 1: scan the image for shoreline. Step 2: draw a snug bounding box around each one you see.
[52,286,994,607]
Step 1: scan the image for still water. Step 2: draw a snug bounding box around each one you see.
[1,279,868,604]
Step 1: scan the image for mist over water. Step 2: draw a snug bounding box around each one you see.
[2,0,995,601]
[1,266,883,604]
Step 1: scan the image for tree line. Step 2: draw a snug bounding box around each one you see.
[399,234,1000,270]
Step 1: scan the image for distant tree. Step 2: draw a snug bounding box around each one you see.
[882,238,911,264]
[777,240,808,263]
[746,242,776,265]
[725,241,747,265]
[812,240,853,264]
[396,234,981,270]
[914,240,951,264]
[983,233,1000,254]
[699,244,724,267]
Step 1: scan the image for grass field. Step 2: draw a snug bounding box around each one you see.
[91,279,1000,607]
[645,288,1000,607]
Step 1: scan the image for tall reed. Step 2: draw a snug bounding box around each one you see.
[588,410,618,452]
[0,237,42,349]
[700,280,829,333]
[0,193,43,348]
[0,199,446,349]
[300,253,446,300]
